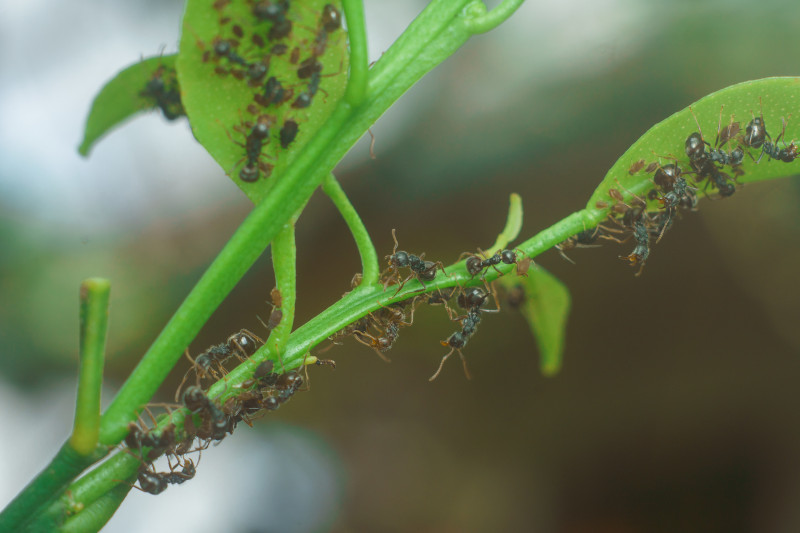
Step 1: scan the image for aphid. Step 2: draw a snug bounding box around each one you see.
[297,57,322,79]
[290,46,301,64]
[628,159,646,175]
[279,120,299,148]
[252,34,266,48]
[232,24,244,39]
[269,19,293,41]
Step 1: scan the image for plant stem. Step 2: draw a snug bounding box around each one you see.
[464,0,527,34]
[0,443,108,532]
[342,0,368,105]
[322,173,380,285]
[71,278,110,456]
[267,215,298,357]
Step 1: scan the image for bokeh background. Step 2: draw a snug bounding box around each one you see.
[2,0,800,531]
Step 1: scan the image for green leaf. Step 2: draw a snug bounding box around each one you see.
[177,0,349,204]
[78,55,183,156]
[588,76,800,211]
[500,266,571,376]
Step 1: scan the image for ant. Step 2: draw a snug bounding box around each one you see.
[353,301,416,361]
[226,115,275,182]
[618,213,650,276]
[758,116,799,163]
[651,164,696,242]
[174,329,263,402]
[556,227,603,264]
[684,126,737,197]
[429,284,500,381]
[687,106,744,168]
[254,76,292,108]
[310,4,342,57]
[182,386,231,441]
[140,65,184,121]
[461,248,530,279]
[382,229,448,294]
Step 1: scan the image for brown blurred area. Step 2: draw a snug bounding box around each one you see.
[3,1,800,532]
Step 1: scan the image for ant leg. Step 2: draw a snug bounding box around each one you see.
[556,246,576,265]
[353,331,390,362]
[457,349,472,380]
[429,348,454,381]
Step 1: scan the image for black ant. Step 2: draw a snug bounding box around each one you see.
[618,214,650,276]
[353,302,415,361]
[140,65,184,121]
[175,329,263,401]
[651,164,696,242]
[182,387,230,441]
[254,76,291,108]
[758,116,799,163]
[310,4,342,57]
[684,126,736,197]
[461,248,529,279]
[555,227,603,264]
[226,115,275,182]
[382,229,448,294]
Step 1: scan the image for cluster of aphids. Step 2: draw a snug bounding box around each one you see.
[140,64,185,121]
[329,230,532,381]
[557,102,798,275]
[196,0,344,183]
[123,288,334,495]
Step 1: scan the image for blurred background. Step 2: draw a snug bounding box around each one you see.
[2,0,800,531]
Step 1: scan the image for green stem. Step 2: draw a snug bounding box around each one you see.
[58,480,132,533]
[71,279,110,456]
[322,173,380,285]
[464,0,527,34]
[0,443,108,532]
[268,215,298,357]
[342,0,368,105]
